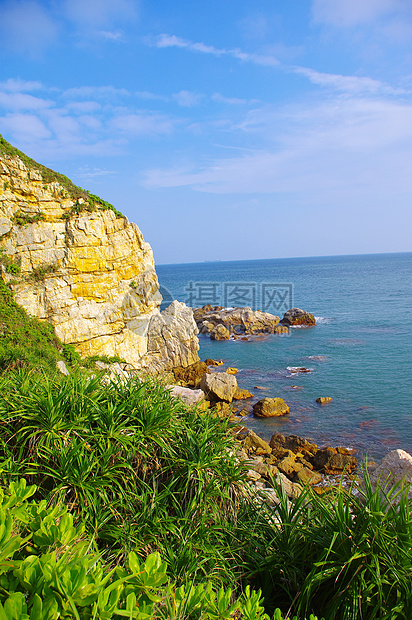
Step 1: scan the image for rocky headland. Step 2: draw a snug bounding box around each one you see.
[0,137,198,373]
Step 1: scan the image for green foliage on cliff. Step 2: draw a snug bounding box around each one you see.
[0,133,123,218]
[0,279,70,373]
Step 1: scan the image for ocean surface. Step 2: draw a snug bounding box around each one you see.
[156,253,412,460]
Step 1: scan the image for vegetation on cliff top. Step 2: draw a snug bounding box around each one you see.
[0,133,123,217]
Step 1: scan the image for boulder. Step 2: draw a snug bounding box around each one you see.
[246,470,261,482]
[233,387,254,400]
[242,430,271,454]
[253,398,290,418]
[313,447,357,474]
[249,459,271,477]
[226,367,238,375]
[200,371,237,403]
[280,308,316,327]
[370,449,412,495]
[274,325,289,334]
[316,397,333,404]
[275,472,302,499]
[277,456,303,479]
[200,321,215,334]
[168,386,205,407]
[146,301,200,370]
[56,360,69,376]
[172,361,209,387]
[204,358,223,366]
[210,324,230,340]
[270,433,318,455]
[294,467,322,485]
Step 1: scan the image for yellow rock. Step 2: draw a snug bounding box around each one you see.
[226,367,238,375]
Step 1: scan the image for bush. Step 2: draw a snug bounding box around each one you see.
[0,478,279,620]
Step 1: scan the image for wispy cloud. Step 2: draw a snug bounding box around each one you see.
[151,33,405,97]
[293,67,406,95]
[212,93,257,105]
[142,96,412,201]
[151,34,280,67]
[173,90,203,107]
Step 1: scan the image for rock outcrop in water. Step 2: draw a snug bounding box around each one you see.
[0,136,199,371]
[194,305,282,336]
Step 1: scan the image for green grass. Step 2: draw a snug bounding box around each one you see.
[0,133,124,218]
[0,371,259,587]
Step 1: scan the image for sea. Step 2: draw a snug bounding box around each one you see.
[156,252,412,460]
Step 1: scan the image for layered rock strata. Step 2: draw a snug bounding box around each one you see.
[0,144,199,370]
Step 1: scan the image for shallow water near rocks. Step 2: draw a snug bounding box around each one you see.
[157,252,412,460]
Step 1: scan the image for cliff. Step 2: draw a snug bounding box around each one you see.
[0,136,199,371]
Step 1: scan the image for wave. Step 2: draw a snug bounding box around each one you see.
[315,316,333,324]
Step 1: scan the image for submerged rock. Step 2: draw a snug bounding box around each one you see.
[316,396,333,404]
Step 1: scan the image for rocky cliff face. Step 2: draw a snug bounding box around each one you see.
[0,139,199,370]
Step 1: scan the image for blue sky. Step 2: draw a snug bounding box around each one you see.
[1,0,412,264]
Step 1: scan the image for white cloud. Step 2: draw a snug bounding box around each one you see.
[99,30,124,41]
[142,96,412,203]
[76,166,117,179]
[0,1,58,56]
[312,0,412,27]
[0,92,54,111]
[293,67,405,95]
[0,79,44,93]
[0,114,52,141]
[212,93,253,105]
[151,33,406,96]
[65,101,102,113]
[173,90,203,107]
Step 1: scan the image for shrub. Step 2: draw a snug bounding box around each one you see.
[0,478,280,620]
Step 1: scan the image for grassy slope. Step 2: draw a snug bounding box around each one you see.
[0,278,72,374]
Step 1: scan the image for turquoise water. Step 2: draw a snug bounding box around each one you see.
[157,253,412,459]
